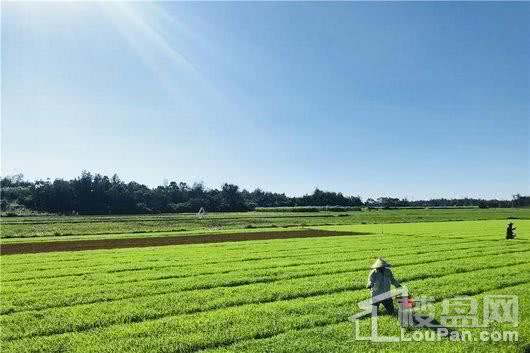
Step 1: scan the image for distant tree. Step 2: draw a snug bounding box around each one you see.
[220,183,248,211]
[365,198,378,208]
[52,179,74,213]
[1,171,528,215]
[513,194,530,207]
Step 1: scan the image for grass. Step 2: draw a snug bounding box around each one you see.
[0,219,529,352]
[1,207,529,241]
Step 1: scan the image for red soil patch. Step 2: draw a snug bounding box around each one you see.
[0,229,363,255]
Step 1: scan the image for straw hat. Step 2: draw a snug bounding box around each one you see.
[371,257,391,269]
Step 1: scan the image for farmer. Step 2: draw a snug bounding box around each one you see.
[506,222,516,240]
[367,257,402,315]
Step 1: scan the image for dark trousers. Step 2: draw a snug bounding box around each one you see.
[373,298,395,315]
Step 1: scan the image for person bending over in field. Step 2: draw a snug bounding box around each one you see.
[367,257,402,315]
[506,222,516,240]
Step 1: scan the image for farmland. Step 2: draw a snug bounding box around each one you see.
[1,209,529,353]
[3,1,529,352]
[2,207,529,241]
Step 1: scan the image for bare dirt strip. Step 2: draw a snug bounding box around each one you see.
[0,229,364,255]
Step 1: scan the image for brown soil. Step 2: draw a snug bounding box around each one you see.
[0,229,363,255]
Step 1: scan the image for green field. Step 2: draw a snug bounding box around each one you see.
[1,213,529,353]
[2,207,529,241]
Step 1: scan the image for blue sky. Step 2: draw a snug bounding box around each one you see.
[2,2,529,199]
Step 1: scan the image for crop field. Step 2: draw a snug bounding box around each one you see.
[3,1,529,352]
[1,215,529,353]
[2,207,529,241]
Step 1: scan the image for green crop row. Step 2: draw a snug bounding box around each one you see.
[1,251,529,341]
[3,221,516,279]
[201,284,530,353]
[2,208,528,240]
[0,235,507,287]
[3,264,529,353]
[1,219,528,353]
[3,239,521,301]
[3,238,525,313]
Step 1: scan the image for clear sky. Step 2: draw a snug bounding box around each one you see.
[2,2,529,199]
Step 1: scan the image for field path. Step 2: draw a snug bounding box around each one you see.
[0,229,361,255]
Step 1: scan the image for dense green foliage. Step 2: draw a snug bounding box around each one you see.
[0,220,528,352]
[2,207,530,240]
[2,172,528,215]
[0,173,363,215]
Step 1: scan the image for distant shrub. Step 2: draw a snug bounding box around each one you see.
[169,202,193,213]
[135,203,154,214]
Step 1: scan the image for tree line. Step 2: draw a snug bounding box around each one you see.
[1,172,528,215]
